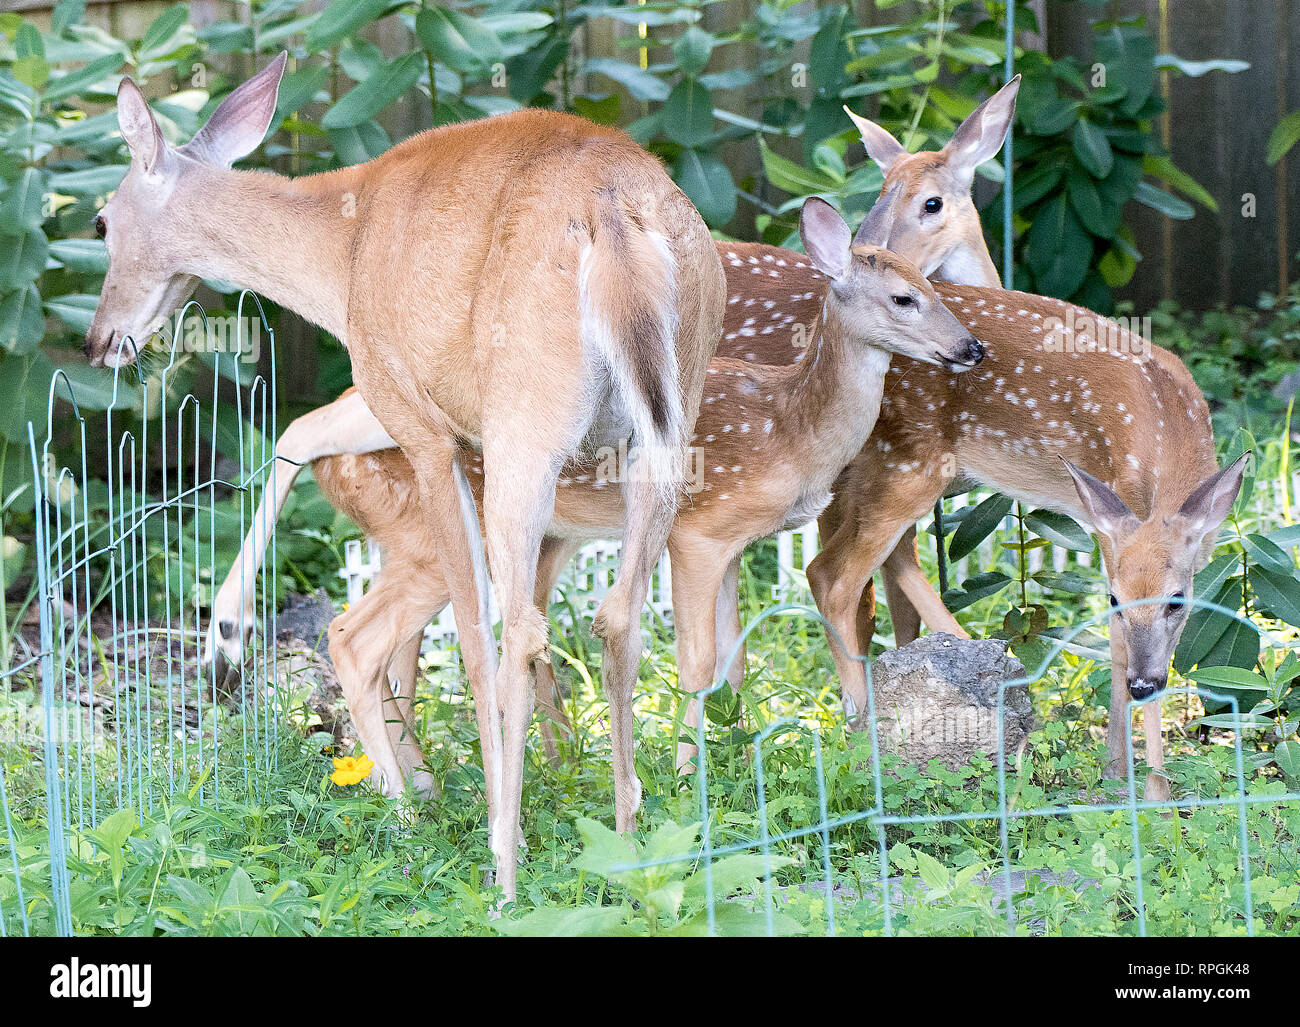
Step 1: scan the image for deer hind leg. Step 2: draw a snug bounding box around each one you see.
[532,536,579,768]
[668,533,734,775]
[593,474,679,833]
[480,426,583,902]
[882,527,969,641]
[385,632,436,797]
[713,554,745,695]
[328,562,444,800]
[880,527,924,645]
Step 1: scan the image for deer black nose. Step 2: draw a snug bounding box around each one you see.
[963,338,984,365]
[1128,676,1166,702]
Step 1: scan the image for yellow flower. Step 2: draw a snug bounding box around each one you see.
[330,753,374,786]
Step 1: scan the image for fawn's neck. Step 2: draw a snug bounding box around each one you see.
[779,307,891,472]
[181,164,364,341]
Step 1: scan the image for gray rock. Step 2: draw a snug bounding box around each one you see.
[852,633,1034,769]
[275,588,336,661]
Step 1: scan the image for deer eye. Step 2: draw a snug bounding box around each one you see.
[1167,591,1186,614]
[1108,593,1119,609]
[93,214,106,239]
[923,196,943,214]
[891,295,914,307]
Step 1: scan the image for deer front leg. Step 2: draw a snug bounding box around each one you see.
[668,534,734,775]
[205,389,396,672]
[1104,632,1131,783]
[1143,701,1169,802]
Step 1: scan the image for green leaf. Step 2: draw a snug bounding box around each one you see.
[0,168,48,234]
[306,0,392,50]
[758,137,837,196]
[948,492,1013,560]
[1023,508,1093,551]
[1186,665,1270,692]
[326,120,391,165]
[915,849,950,893]
[1027,195,1092,298]
[673,27,713,77]
[44,293,99,335]
[139,3,190,57]
[1032,568,1101,595]
[584,58,668,102]
[1274,740,1300,780]
[48,238,107,273]
[1243,533,1294,575]
[320,53,423,130]
[661,79,713,148]
[1142,155,1217,212]
[1072,120,1114,178]
[942,571,1013,612]
[416,6,503,74]
[52,0,88,35]
[1269,110,1300,167]
[1132,180,1194,220]
[682,853,794,905]
[0,228,50,291]
[571,817,637,878]
[47,164,127,196]
[1249,566,1300,628]
[495,905,630,937]
[674,149,735,228]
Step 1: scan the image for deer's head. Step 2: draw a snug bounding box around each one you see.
[799,189,983,372]
[1065,455,1250,701]
[844,75,1019,288]
[85,53,287,367]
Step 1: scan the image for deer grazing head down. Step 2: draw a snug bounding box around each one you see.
[85,53,288,367]
[1064,454,1250,701]
[844,75,1019,288]
[800,189,984,372]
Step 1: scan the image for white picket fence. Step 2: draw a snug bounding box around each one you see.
[338,475,1298,652]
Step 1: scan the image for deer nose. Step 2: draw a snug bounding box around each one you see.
[1128,676,1166,702]
[963,338,985,365]
[84,324,112,363]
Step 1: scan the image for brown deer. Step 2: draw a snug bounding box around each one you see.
[85,54,726,901]
[206,192,982,799]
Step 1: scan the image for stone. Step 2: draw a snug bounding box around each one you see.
[851,633,1034,770]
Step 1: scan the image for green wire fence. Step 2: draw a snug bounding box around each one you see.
[0,295,283,936]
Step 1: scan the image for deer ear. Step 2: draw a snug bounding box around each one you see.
[799,197,852,280]
[843,106,908,173]
[1175,453,1250,542]
[852,181,901,248]
[943,75,1019,185]
[1063,459,1139,540]
[117,76,169,174]
[180,51,287,168]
